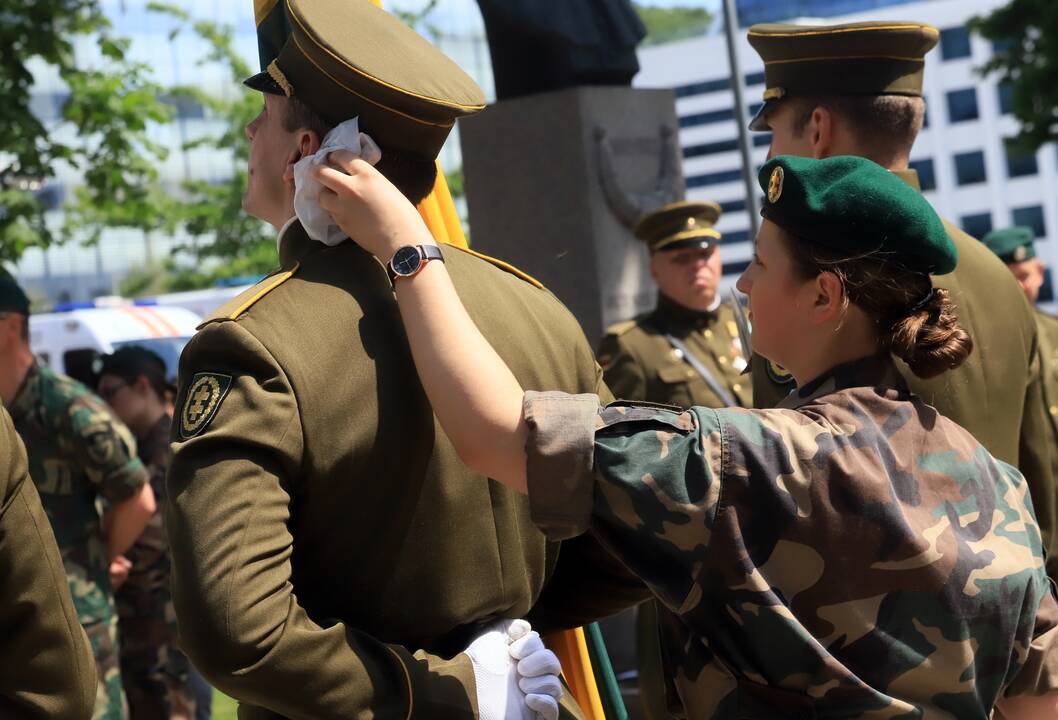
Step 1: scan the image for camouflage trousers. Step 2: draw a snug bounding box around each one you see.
[85,615,129,720]
[118,612,197,720]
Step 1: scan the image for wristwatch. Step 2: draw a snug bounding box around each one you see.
[386,244,444,285]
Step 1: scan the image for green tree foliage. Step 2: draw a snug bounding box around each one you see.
[143,2,275,289]
[970,0,1058,153]
[0,0,176,263]
[634,3,714,46]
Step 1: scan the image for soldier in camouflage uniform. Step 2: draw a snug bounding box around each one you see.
[596,200,750,719]
[98,347,201,719]
[0,276,155,720]
[317,152,1058,717]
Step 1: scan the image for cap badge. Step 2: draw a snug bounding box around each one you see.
[768,166,784,204]
[1014,245,1027,262]
[686,218,698,229]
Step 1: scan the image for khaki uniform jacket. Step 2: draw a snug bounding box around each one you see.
[167,221,646,719]
[1036,310,1058,498]
[598,295,750,409]
[0,404,95,719]
[751,169,1058,579]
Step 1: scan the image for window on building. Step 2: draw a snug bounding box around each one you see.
[993,38,1017,54]
[719,199,746,213]
[686,168,744,188]
[946,88,979,123]
[1041,269,1055,303]
[998,84,1014,115]
[954,151,987,185]
[940,27,972,60]
[744,71,766,86]
[908,158,936,192]
[683,139,739,158]
[721,229,750,245]
[722,259,750,276]
[674,77,730,99]
[1005,140,1038,178]
[960,213,993,239]
[753,134,772,147]
[679,107,736,128]
[1012,205,1046,237]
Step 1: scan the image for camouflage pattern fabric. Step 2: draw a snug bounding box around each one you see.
[9,364,148,720]
[117,413,198,719]
[524,354,1058,718]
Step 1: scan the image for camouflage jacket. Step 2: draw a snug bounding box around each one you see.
[116,413,173,621]
[524,354,1058,718]
[8,364,148,625]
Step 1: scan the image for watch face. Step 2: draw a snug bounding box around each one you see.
[391,246,422,277]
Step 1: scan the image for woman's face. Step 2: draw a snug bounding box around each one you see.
[736,221,817,368]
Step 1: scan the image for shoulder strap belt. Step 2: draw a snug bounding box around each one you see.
[663,333,737,407]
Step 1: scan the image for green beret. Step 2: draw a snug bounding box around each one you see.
[0,272,30,315]
[758,155,956,275]
[982,226,1037,264]
[747,21,939,131]
[634,200,722,253]
[245,0,485,160]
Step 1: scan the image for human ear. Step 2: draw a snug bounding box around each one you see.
[282,129,323,183]
[813,271,845,324]
[810,107,833,159]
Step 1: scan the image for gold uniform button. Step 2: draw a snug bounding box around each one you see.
[733,383,742,393]
[718,356,728,365]
[686,370,695,379]
[1051,405,1058,416]
[704,330,713,339]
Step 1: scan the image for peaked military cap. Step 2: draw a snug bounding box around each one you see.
[759,155,956,275]
[982,226,1037,263]
[0,273,30,315]
[634,200,722,253]
[747,21,939,131]
[245,0,486,160]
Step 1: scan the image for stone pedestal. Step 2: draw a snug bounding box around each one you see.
[461,86,683,344]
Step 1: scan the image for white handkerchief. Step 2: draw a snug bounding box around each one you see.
[292,117,382,245]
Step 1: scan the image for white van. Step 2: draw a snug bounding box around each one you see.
[30,301,202,388]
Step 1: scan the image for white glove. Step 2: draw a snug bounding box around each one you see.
[463,619,563,720]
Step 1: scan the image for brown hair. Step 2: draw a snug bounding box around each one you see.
[781,232,973,379]
[790,95,925,165]
[281,97,439,204]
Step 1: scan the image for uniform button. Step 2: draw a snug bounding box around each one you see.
[704,330,713,339]
[1051,405,1058,416]
[733,383,742,393]
[686,370,695,379]
[718,356,728,365]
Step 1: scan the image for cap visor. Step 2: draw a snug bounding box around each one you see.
[244,71,284,95]
[748,99,774,131]
[655,238,717,253]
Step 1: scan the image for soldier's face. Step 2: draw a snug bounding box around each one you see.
[764,102,819,160]
[650,245,722,311]
[1008,259,1046,304]
[736,221,816,368]
[243,95,300,228]
[98,373,152,433]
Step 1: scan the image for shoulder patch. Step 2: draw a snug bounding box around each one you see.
[180,372,233,439]
[605,320,638,337]
[199,263,300,328]
[447,245,544,290]
[766,360,795,385]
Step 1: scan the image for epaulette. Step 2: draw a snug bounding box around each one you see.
[604,319,638,337]
[198,263,300,329]
[446,245,544,290]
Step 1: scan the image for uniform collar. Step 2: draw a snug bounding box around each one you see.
[7,362,42,423]
[654,293,720,329]
[892,168,921,193]
[277,219,322,270]
[777,353,908,410]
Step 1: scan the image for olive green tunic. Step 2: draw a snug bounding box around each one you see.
[598,295,750,410]
[167,221,646,719]
[0,404,96,719]
[751,169,1058,580]
[1036,310,1058,503]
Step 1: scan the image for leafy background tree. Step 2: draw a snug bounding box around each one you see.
[635,3,714,46]
[970,0,1058,153]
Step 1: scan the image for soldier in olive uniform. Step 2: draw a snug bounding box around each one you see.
[97,347,201,720]
[983,227,1058,524]
[166,1,644,717]
[597,201,749,719]
[745,21,1058,578]
[0,276,156,720]
[598,200,750,409]
[0,402,97,719]
[320,148,1058,718]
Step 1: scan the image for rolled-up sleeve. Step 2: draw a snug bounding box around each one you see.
[523,391,601,541]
